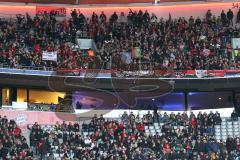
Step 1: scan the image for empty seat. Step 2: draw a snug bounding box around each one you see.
[215,132,221,136]
[149,126,154,130]
[215,125,220,128]
[233,127,239,131]
[215,135,221,140]
[221,132,227,136]
[221,126,226,129]
[54,153,59,158]
[233,124,239,129]
[227,128,233,131]
[233,121,238,125]
[150,129,156,133]
[215,128,221,132]
[234,131,239,136]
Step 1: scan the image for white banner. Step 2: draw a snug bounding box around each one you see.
[196,70,207,78]
[42,51,57,61]
[76,39,93,49]
[232,38,240,49]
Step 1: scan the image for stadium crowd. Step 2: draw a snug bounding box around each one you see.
[0,115,33,159]
[0,9,240,71]
[26,111,240,159]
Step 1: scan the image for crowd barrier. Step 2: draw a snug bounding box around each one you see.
[0,67,54,76]
[2,67,240,78]
[0,107,234,127]
[0,110,76,127]
[57,68,240,78]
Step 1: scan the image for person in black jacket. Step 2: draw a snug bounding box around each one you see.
[231,110,239,121]
[226,137,237,154]
[221,10,227,25]
[0,143,8,159]
[227,9,234,25]
[237,9,240,23]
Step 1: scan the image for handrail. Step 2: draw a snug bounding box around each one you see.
[0,63,55,71]
[1,66,240,79]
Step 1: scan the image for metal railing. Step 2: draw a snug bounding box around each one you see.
[0,63,55,71]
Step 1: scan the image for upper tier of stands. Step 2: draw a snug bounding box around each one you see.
[0,9,240,73]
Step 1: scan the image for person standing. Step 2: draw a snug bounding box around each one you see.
[227,9,234,25]
[237,9,240,23]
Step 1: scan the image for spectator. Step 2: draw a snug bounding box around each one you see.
[0,9,239,72]
[25,111,240,159]
[0,116,32,159]
[221,10,227,25]
[231,109,239,121]
[227,9,234,25]
[237,9,240,23]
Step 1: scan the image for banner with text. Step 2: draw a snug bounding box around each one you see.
[42,51,57,61]
[36,6,66,17]
[55,69,240,78]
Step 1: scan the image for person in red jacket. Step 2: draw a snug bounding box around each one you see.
[137,123,145,133]
[190,117,197,130]
[163,141,171,154]
[14,127,21,137]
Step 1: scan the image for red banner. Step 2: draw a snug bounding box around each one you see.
[36,6,66,17]
[225,69,240,74]
[56,69,230,78]
[207,70,225,77]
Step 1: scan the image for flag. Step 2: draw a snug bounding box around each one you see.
[121,52,132,64]
[132,47,141,58]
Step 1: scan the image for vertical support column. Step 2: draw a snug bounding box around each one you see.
[27,89,30,108]
[9,88,17,105]
[232,90,236,107]
[232,91,240,115]
[184,92,189,111]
